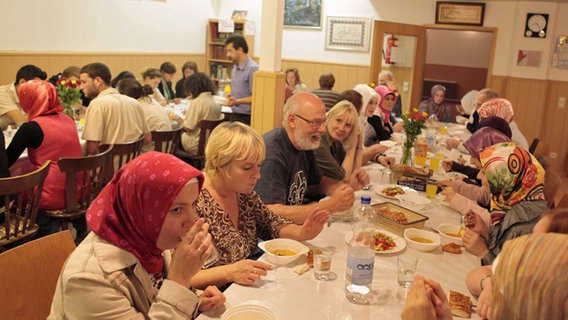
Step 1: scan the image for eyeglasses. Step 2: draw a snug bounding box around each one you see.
[294,114,327,128]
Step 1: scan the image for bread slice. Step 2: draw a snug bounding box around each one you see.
[449,290,472,318]
[442,242,462,254]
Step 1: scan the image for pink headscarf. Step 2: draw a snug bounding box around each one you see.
[374,85,395,124]
[86,152,204,274]
[478,98,515,123]
[17,80,63,120]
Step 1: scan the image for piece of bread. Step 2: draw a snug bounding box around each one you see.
[294,264,310,275]
[442,242,462,254]
[449,290,472,318]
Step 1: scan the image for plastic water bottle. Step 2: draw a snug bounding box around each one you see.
[425,128,437,149]
[345,196,375,305]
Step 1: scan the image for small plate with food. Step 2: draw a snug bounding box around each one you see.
[374,184,416,199]
[345,229,406,254]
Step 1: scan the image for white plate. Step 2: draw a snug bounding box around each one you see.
[379,140,398,148]
[344,230,406,254]
[373,184,416,199]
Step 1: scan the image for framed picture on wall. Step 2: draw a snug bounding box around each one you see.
[284,0,323,29]
[325,16,372,52]
[435,2,485,26]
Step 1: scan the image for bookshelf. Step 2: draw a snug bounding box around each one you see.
[206,19,254,85]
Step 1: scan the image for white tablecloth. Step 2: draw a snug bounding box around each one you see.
[197,164,481,320]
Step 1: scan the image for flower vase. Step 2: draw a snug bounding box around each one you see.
[401,136,415,166]
[62,103,75,119]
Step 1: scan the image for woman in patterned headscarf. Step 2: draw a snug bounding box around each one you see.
[458,142,548,265]
[7,80,82,212]
[49,152,225,319]
[478,98,529,150]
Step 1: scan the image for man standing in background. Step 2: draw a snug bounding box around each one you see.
[224,34,258,125]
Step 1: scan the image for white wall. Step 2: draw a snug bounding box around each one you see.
[0,0,216,53]
[0,0,566,81]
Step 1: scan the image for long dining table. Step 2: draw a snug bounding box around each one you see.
[197,123,481,320]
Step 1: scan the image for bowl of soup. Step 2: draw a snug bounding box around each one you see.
[437,223,464,246]
[258,238,309,265]
[403,228,440,252]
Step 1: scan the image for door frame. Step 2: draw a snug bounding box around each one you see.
[370,21,498,110]
[370,21,426,109]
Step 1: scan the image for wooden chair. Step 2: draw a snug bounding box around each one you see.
[544,170,563,208]
[40,148,113,236]
[0,230,75,319]
[99,137,144,183]
[175,119,225,169]
[0,161,51,248]
[151,127,183,154]
[529,138,540,154]
[549,179,568,209]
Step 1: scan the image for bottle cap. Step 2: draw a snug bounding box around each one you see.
[361,196,371,204]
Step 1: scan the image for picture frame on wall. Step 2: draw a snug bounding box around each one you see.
[435,2,485,26]
[325,16,372,52]
[284,0,323,29]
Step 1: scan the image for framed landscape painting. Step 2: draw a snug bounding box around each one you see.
[284,0,323,29]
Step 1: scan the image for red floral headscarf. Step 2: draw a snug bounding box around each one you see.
[86,152,204,274]
[479,142,545,225]
[17,80,63,120]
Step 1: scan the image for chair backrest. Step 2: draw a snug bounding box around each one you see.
[57,147,113,213]
[529,138,540,154]
[550,179,568,209]
[99,137,144,183]
[195,119,225,157]
[544,170,563,208]
[0,161,51,246]
[0,230,75,319]
[151,127,183,154]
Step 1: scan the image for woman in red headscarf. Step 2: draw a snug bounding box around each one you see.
[7,80,82,210]
[49,152,225,319]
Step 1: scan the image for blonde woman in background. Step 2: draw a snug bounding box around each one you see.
[141,67,167,106]
[313,101,364,185]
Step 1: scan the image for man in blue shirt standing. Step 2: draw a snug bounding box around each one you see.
[225,35,258,124]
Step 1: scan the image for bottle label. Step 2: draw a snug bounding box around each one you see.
[346,246,374,286]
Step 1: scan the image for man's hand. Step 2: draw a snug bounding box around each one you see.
[348,168,370,190]
[329,184,354,212]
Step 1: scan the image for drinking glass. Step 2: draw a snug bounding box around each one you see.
[429,157,441,173]
[426,181,438,199]
[314,248,336,281]
[397,254,418,288]
[202,242,220,268]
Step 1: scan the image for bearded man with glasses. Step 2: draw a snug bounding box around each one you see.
[255,92,369,224]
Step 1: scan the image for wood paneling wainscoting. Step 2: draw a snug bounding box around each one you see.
[0,52,205,88]
[2,52,566,177]
[490,75,568,178]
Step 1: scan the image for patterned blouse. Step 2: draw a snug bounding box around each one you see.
[196,188,292,267]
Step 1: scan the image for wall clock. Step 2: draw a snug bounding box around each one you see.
[524,13,549,38]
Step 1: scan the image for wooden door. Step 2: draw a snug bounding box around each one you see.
[370,21,426,110]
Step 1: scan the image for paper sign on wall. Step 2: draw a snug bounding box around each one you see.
[218,19,235,33]
[517,50,541,67]
[245,21,255,36]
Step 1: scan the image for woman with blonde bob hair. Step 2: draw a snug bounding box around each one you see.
[191,122,330,290]
[313,100,361,183]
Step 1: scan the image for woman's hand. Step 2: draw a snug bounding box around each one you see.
[440,188,456,202]
[446,138,460,150]
[392,121,404,132]
[229,260,274,286]
[168,219,212,288]
[402,275,452,320]
[442,160,453,172]
[477,279,493,319]
[437,179,452,188]
[299,209,330,240]
[198,286,226,312]
[378,156,395,168]
[464,210,488,235]
[462,229,489,258]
